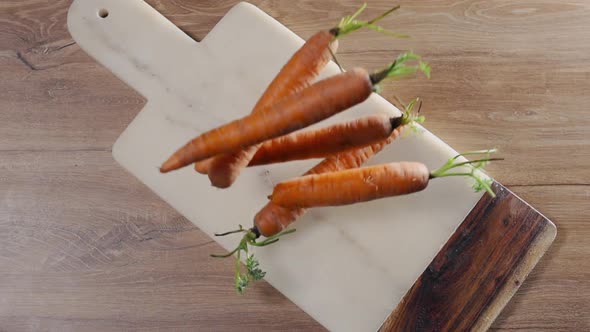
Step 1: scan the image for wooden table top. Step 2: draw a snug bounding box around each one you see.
[1,1,588,330]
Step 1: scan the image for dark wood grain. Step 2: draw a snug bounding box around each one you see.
[379,183,556,331]
[1,0,589,331]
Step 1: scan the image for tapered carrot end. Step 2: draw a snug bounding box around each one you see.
[160,156,182,173]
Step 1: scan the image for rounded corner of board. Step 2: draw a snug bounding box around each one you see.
[231,1,261,13]
[66,0,81,36]
[544,219,558,243]
[224,1,273,25]
[111,139,125,167]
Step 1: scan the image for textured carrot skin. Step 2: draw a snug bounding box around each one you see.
[195,30,337,180]
[248,113,394,167]
[255,127,403,237]
[160,68,373,173]
[194,158,212,174]
[270,161,430,209]
[252,31,338,116]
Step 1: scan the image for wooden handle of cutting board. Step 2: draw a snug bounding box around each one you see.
[67,0,202,99]
[379,182,556,331]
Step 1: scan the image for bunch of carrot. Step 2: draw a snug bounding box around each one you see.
[160,4,498,294]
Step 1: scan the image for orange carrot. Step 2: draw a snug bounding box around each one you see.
[161,68,372,173]
[194,29,338,176]
[270,161,430,208]
[161,54,429,174]
[196,4,403,183]
[269,150,499,209]
[254,97,425,236]
[248,113,403,167]
[210,148,498,295]
[254,129,401,237]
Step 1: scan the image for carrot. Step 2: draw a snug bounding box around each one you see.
[200,4,405,187]
[254,122,403,237]
[247,113,402,167]
[194,158,213,174]
[160,54,430,174]
[161,68,369,173]
[210,98,430,294]
[270,150,500,209]
[254,97,424,236]
[271,161,430,208]
[209,132,400,290]
[194,29,337,177]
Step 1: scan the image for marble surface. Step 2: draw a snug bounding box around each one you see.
[67,1,485,331]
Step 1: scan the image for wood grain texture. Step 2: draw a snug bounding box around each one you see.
[1,0,589,331]
[379,183,556,331]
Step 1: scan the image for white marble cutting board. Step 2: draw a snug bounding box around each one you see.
[67,1,485,331]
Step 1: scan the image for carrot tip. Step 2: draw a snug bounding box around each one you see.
[160,157,182,173]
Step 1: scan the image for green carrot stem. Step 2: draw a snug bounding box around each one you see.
[430,150,501,197]
[397,97,425,127]
[440,158,504,172]
[368,5,401,24]
[251,238,280,247]
[210,226,295,294]
[452,148,498,160]
[370,52,431,87]
[336,3,405,39]
[210,247,240,258]
[214,228,244,237]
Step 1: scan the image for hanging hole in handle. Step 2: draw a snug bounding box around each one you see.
[98,8,109,18]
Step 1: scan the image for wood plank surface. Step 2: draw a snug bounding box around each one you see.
[1,0,589,331]
[379,183,556,331]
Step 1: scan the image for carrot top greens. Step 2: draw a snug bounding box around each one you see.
[211,226,295,294]
[430,149,502,197]
[398,97,425,131]
[202,4,503,296]
[369,52,431,95]
[336,3,407,39]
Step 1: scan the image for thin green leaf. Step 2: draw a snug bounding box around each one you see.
[349,3,367,22]
[336,4,405,39]
[396,52,421,64]
[365,23,409,38]
[246,255,266,281]
[419,61,431,78]
[235,274,249,294]
[430,150,501,197]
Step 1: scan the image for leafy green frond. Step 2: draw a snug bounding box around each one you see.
[246,255,266,281]
[336,4,405,39]
[235,274,250,294]
[364,23,409,38]
[430,149,502,197]
[419,61,432,79]
[371,52,430,87]
[452,149,498,160]
[210,226,296,294]
[256,228,297,246]
[399,97,423,125]
[349,2,367,22]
